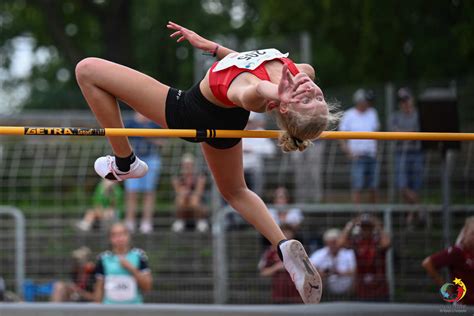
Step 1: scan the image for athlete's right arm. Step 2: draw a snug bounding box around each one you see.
[228,73,299,112]
[167,21,235,60]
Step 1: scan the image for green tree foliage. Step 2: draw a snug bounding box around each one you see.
[255,0,474,86]
[0,0,257,109]
[0,0,473,109]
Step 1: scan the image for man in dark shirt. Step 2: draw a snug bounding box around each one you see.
[390,88,424,227]
[422,217,474,305]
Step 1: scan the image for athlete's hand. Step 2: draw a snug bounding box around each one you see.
[292,73,315,98]
[278,64,301,104]
[167,21,214,52]
[118,256,136,273]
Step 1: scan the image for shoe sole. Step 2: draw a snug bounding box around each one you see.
[287,240,323,304]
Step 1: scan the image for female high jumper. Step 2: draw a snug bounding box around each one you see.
[75,21,338,304]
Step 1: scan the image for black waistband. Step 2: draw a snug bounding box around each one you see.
[186,83,249,116]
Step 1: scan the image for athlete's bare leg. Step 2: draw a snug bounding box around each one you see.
[200,142,286,246]
[75,58,169,157]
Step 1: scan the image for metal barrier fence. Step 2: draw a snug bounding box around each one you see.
[0,206,25,297]
[1,202,472,304]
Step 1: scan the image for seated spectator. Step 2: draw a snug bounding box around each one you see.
[94,222,152,304]
[258,224,301,304]
[268,186,303,231]
[422,217,474,305]
[310,228,356,297]
[339,213,391,301]
[50,246,95,302]
[76,179,123,232]
[171,153,208,233]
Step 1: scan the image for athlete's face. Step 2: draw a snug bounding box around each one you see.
[110,224,130,250]
[289,79,327,113]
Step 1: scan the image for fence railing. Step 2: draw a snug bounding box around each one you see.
[0,206,25,297]
[1,202,473,304]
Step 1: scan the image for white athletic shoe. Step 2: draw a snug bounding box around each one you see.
[94,155,148,181]
[171,219,185,233]
[139,221,153,234]
[279,239,323,304]
[196,219,209,233]
[125,220,136,233]
[75,220,91,232]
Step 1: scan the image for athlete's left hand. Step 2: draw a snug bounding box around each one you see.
[292,73,315,98]
[167,21,214,52]
[278,64,302,104]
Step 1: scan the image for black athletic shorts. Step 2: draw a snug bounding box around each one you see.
[165,83,250,149]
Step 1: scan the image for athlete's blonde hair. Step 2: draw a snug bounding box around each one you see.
[274,101,341,152]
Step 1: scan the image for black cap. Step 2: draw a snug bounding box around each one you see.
[360,213,374,227]
[397,87,413,101]
[353,88,375,104]
[365,89,375,102]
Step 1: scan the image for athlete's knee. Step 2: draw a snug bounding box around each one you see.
[219,186,248,204]
[75,57,102,84]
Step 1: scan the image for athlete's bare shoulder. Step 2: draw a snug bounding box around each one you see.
[295,63,315,80]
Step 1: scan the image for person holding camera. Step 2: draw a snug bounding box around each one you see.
[339,214,391,301]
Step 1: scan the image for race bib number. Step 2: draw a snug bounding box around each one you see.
[105,275,137,302]
[213,48,289,72]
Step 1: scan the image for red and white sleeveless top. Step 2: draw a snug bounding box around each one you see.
[209,49,300,106]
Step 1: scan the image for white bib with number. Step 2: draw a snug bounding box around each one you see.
[104,275,137,302]
[213,48,289,72]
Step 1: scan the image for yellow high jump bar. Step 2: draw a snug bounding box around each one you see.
[0,126,473,141]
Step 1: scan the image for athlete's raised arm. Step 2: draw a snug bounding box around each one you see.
[228,64,307,111]
[167,21,235,60]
